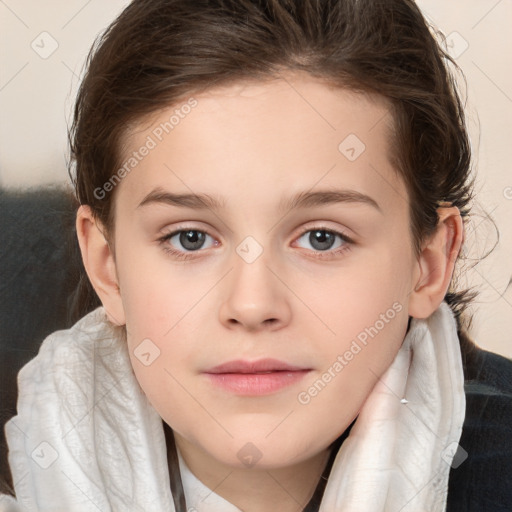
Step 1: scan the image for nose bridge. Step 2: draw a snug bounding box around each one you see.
[219,235,291,331]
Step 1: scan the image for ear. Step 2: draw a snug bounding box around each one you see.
[408,206,464,319]
[76,205,126,326]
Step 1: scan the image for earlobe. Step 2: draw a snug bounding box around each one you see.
[76,205,126,326]
[408,206,464,319]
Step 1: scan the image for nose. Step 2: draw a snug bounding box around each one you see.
[218,247,292,332]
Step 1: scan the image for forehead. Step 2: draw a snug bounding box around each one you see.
[125,74,394,152]
[116,73,406,215]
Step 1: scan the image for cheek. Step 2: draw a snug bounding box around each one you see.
[115,244,208,341]
[125,322,203,437]
[295,246,413,339]
[290,250,412,409]
[294,300,409,447]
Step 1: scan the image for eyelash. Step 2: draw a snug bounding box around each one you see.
[157,225,354,261]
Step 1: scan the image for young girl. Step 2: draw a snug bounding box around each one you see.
[2,0,511,510]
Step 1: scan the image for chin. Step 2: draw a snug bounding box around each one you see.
[198,435,320,471]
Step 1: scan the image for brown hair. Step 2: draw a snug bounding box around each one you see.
[69,0,475,331]
[66,3,475,507]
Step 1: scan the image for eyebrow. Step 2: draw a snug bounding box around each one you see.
[279,189,381,213]
[137,187,381,213]
[137,188,226,210]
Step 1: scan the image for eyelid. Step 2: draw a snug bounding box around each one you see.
[158,221,218,239]
[294,222,355,242]
[158,222,355,260]
[157,225,218,261]
[290,226,354,261]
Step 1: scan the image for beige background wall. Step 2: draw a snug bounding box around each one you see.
[0,1,511,358]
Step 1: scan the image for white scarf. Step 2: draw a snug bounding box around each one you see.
[3,302,465,512]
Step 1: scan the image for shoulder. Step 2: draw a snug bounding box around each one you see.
[447,344,512,512]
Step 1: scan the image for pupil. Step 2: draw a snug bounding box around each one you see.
[180,230,205,250]
[310,230,334,251]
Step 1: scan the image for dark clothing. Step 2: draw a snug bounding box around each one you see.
[447,345,512,511]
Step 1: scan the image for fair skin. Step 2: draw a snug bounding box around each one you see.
[77,73,463,511]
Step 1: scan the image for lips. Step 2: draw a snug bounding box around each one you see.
[206,358,306,374]
[204,358,311,395]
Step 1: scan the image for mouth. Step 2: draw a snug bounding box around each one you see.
[204,358,311,396]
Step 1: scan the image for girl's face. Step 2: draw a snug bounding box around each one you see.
[111,74,419,471]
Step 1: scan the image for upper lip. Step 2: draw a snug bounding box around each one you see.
[205,358,309,374]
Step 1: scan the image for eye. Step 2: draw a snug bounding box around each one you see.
[160,229,217,254]
[294,227,352,255]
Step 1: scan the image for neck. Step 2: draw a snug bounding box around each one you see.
[174,433,332,512]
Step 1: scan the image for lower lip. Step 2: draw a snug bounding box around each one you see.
[205,370,310,395]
